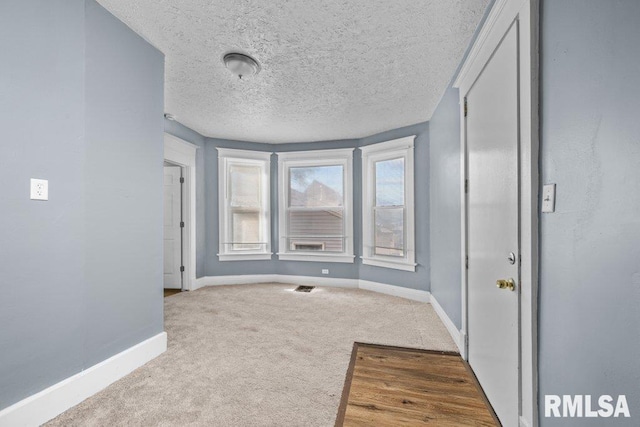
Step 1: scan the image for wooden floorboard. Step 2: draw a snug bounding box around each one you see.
[336,343,500,427]
[163,288,181,298]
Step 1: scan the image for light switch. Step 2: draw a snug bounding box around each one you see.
[30,178,48,201]
[542,183,555,213]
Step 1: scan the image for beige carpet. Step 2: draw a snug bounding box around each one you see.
[47,283,457,426]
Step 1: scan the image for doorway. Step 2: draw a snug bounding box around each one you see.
[453,0,539,425]
[164,133,198,291]
[465,21,519,426]
[163,162,184,290]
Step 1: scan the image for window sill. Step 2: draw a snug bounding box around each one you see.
[218,253,273,261]
[277,253,355,263]
[361,257,416,272]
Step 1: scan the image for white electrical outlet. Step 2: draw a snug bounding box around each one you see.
[542,183,555,213]
[30,178,49,201]
[321,269,329,275]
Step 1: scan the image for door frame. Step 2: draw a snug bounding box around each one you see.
[164,133,198,291]
[453,0,539,426]
[163,162,184,289]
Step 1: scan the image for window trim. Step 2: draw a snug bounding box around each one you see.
[360,136,416,272]
[277,148,355,263]
[217,148,272,261]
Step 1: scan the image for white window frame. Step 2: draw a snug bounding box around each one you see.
[277,148,355,263]
[361,136,416,272]
[217,148,272,261]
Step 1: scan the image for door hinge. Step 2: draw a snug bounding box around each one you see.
[180,177,184,184]
[465,179,469,194]
[464,98,468,117]
[465,255,469,269]
[180,266,185,272]
[180,221,185,228]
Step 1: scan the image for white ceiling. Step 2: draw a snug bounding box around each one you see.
[97,0,490,143]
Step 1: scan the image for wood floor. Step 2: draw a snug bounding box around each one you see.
[163,288,181,297]
[335,343,499,426]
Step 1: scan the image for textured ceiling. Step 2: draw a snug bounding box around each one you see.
[97,0,490,143]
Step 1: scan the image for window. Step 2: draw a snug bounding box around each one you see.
[361,136,416,271]
[217,148,271,261]
[277,149,354,263]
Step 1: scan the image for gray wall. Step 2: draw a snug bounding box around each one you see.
[83,0,165,367]
[164,119,207,277]
[538,0,640,424]
[0,0,87,409]
[425,0,493,328]
[202,123,430,291]
[428,87,463,328]
[0,0,164,409]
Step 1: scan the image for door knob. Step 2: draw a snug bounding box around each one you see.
[496,278,516,291]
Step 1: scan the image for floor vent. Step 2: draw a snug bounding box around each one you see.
[294,286,315,293]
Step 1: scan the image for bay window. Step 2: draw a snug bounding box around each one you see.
[217,148,271,261]
[361,137,416,271]
[277,149,354,263]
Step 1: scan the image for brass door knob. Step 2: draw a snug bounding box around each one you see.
[496,278,516,291]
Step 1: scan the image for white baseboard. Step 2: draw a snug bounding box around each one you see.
[194,274,279,290]
[193,275,427,301]
[358,279,430,302]
[275,275,359,288]
[429,294,464,353]
[460,331,468,359]
[0,332,167,427]
[194,274,360,290]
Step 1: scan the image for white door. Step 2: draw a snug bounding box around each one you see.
[466,23,519,425]
[163,165,183,289]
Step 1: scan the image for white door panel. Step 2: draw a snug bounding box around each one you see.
[466,22,519,426]
[163,166,182,289]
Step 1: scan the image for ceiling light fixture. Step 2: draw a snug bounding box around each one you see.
[223,53,260,79]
